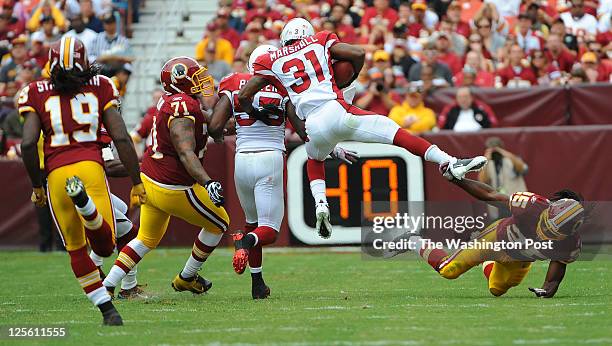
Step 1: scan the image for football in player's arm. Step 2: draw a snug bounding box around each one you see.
[451,177,583,298]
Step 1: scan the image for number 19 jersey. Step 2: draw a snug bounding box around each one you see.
[252,31,344,120]
[17,76,120,173]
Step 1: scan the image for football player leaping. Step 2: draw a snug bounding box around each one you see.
[411,176,585,298]
[238,18,487,238]
[102,57,230,296]
[20,37,146,325]
[208,45,358,298]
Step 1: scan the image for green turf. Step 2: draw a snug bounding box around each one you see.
[0,248,611,346]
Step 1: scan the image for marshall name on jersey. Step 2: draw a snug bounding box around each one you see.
[495,192,581,263]
[252,31,344,120]
[141,93,208,187]
[219,72,288,152]
[17,76,120,173]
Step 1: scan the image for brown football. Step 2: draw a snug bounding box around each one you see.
[332,61,355,88]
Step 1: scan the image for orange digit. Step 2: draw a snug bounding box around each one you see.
[362,159,398,220]
[325,164,349,219]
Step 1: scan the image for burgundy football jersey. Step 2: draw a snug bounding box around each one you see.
[141,93,208,186]
[496,192,581,263]
[17,75,120,173]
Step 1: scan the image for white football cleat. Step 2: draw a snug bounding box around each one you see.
[315,201,332,239]
[443,156,488,180]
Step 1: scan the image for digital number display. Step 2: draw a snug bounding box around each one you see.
[301,158,408,227]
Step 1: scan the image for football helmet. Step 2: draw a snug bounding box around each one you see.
[537,198,585,240]
[280,18,315,46]
[248,44,277,73]
[160,56,214,96]
[48,36,88,73]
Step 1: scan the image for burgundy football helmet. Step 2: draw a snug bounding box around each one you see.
[48,36,89,73]
[537,199,585,240]
[160,56,214,96]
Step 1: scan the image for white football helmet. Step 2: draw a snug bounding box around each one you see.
[280,18,315,46]
[248,44,278,73]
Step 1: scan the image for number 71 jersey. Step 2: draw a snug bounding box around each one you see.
[17,76,120,173]
[252,31,344,120]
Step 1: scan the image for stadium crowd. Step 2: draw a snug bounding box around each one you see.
[0,0,135,158]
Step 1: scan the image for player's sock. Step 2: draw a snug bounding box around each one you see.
[121,265,138,290]
[103,238,150,289]
[424,145,454,165]
[392,129,434,156]
[307,159,327,203]
[180,229,222,279]
[410,235,448,270]
[89,250,104,267]
[68,246,111,306]
[75,198,115,257]
[249,245,263,274]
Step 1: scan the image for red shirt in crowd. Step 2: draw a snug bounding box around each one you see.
[336,23,357,44]
[496,65,538,86]
[545,49,576,73]
[597,31,612,46]
[220,27,241,49]
[454,70,496,87]
[454,21,471,38]
[361,7,398,31]
[438,52,462,75]
[355,91,402,116]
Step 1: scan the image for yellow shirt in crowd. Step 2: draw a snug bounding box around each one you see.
[194,37,234,66]
[388,101,436,134]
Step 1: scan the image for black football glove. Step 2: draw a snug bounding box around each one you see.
[248,104,279,125]
[204,180,224,207]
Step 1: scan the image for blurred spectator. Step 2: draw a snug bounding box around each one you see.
[524,2,551,35]
[435,32,462,75]
[0,0,25,40]
[567,65,589,84]
[216,7,240,49]
[478,137,528,218]
[580,52,612,82]
[80,0,104,33]
[131,88,164,150]
[0,35,28,93]
[454,51,495,87]
[232,59,247,74]
[325,3,357,44]
[30,15,61,47]
[202,39,232,84]
[496,44,538,87]
[28,37,48,69]
[360,0,398,40]
[430,17,467,56]
[246,0,282,25]
[596,16,612,47]
[195,22,234,66]
[408,44,453,86]
[91,11,132,64]
[15,60,40,86]
[354,50,401,115]
[438,87,498,131]
[560,0,598,36]
[64,15,98,55]
[545,33,577,73]
[110,63,132,97]
[530,49,562,85]
[445,1,471,38]
[550,18,579,53]
[485,0,521,18]
[388,85,436,134]
[407,0,430,38]
[27,0,67,32]
[474,16,506,62]
[390,42,416,80]
[515,13,541,53]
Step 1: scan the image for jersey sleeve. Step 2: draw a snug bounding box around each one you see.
[98,75,121,111]
[509,192,549,218]
[252,54,276,81]
[17,83,39,116]
[218,73,236,106]
[135,111,154,138]
[317,31,341,48]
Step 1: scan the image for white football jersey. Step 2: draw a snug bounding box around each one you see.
[253,31,345,120]
[219,72,288,153]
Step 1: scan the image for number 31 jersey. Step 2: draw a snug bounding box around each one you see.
[219,72,288,153]
[17,76,120,173]
[252,31,344,120]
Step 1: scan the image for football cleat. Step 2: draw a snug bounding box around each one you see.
[315,201,332,239]
[442,156,487,181]
[171,273,212,294]
[102,307,123,326]
[232,233,249,275]
[252,283,271,300]
[65,176,88,207]
[118,285,148,300]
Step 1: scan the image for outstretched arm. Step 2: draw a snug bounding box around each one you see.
[330,43,365,87]
[208,94,233,142]
[21,112,43,189]
[237,76,270,115]
[285,101,308,142]
[529,261,567,298]
[452,178,510,212]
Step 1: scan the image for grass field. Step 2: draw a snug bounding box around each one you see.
[1,248,611,346]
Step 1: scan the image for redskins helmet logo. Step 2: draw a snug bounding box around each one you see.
[171,63,188,83]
